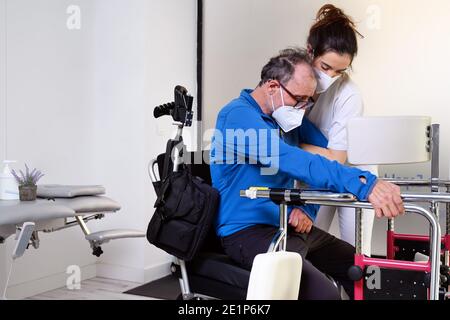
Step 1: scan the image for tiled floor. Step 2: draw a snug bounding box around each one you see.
[28,277,157,300]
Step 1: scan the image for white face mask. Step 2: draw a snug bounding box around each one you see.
[271,87,305,133]
[314,68,341,94]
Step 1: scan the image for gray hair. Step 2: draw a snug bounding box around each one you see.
[259,47,313,86]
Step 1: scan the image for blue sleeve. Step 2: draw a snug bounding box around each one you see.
[216,107,377,201]
[292,204,320,222]
[297,117,328,148]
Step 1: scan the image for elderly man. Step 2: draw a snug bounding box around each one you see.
[210,47,404,300]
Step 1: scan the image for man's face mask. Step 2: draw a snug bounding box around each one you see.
[314,67,341,94]
[271,87,305,133]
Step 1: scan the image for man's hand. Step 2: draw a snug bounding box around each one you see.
[289,208,313,234]
[368,180,405,218]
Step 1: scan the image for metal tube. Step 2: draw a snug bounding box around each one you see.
[388,219,394,232]
[447,186,450,235]
[241,189,450,204]
[355,208,363,255]
[401,193,450,203]
[280,204,287,251]
[446,186,450,269]
[174,126,184,141]
[178,259,192,296]
[43,214,105,233]
[430,124,440,194]
[381,179,450,187]
[148,159,158,183]
[172,143,184,173]
[268,204,289,253]
[268,230,286,253]
[75,216,91,236]
[430,201,439,220]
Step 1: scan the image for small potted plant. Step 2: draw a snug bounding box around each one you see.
[11,164,45,201]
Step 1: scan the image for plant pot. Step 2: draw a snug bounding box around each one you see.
[19,185,37,201]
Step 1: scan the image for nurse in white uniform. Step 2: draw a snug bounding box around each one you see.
[301,4,377,256]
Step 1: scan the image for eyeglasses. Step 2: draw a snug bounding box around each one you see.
[278,82,315,110]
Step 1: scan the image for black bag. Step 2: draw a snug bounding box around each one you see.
[146,161,220,261]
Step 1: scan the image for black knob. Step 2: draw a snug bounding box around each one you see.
[348,266,364,281]
[92,246,104,257]
[440,275,448,286]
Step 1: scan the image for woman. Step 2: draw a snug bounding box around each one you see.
[300,4,378,256]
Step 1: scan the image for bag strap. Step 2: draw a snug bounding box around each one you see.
[162,138,186,181]
[162,140,174,181]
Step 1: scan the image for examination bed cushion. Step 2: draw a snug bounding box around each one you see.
[0,200,76,226]
[49,196,121,214]
[37,185,106,198]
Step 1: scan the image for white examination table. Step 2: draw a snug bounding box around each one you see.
[0,185,145,257]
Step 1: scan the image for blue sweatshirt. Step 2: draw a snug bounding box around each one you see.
[210,90,377,238]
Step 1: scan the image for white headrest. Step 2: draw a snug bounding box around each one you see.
[347,116,431,165]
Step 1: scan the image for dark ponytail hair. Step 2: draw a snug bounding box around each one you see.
[308,4,363,61]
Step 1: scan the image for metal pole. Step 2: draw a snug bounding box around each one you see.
[430,125,440,251]
[280,203,288,251]
[355,208,363,255]
[430,124,440,194]
[430,201,439,221]
[75,216,91,236]
[447,186,450,237]
[446,186,450,269]
[388,219,394,232]
[178,259,192,298]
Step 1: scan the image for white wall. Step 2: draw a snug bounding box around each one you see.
[88,0,198,283]
[0,0,7,295]
[203,0,315,142]
[202,0,450,255]
[0,0,197,299]
[0,0,99,299]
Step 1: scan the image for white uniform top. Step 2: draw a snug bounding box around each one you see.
[307,75,376,257]
[307,74,363,151]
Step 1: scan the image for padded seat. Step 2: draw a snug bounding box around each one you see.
[188,251,249,286]
[49,196,121,214]
[186,251,250,300]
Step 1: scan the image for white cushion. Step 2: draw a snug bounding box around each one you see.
[246,252,302,300]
